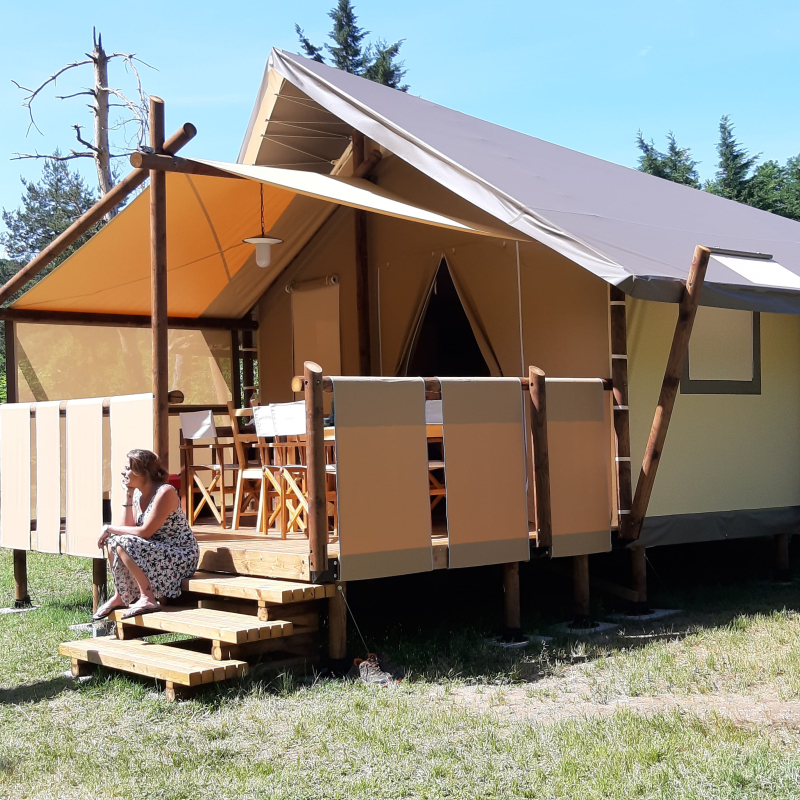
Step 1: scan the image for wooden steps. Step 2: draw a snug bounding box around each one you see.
[59,638,248,687]
[108,606,293,645]
[182,572,335,603]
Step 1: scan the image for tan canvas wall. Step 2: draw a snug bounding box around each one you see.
[258,208,358,402]
[628,299,800,516]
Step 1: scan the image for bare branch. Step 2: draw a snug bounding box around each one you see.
[55,90,95,101]
[72,124,98,153]
[106,52,158,72]
[12,150,94,161]
[11,59,93,135]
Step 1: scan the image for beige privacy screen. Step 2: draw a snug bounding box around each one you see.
[440,379,529,568]
[110,395,154,516]
[546,379,611,557]
[0,403,32,550]
[332,377,432,581]
[65,398,104,558]
[35,401,63,554]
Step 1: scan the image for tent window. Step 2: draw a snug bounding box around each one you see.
[407,259,490,378]
[681,307,761,395]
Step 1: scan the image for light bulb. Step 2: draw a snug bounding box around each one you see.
[243,237,283,269]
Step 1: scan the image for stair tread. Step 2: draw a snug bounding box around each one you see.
[183,571,335,603]
[108,606,293,644]
[59,637,248,686]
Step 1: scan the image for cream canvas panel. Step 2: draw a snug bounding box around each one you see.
[65,398,105,558]
[689,306,754,381]
[292,284,341,377]
[110,395,154,514]
[439,379,529,568]
[35,401,62,553]
[546,379,611,558]
[0,403,32,550]
[332,377,432,581]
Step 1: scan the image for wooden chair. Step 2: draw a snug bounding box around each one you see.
[179,411,236,528]
[226,401,268,531]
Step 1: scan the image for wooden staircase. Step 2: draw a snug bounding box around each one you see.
[60,573,333,700]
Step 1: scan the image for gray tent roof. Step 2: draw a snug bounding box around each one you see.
[248,49,800,313]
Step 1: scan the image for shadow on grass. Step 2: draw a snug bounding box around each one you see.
[0,675,80,704]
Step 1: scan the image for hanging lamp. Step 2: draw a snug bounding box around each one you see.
[243,183,282,268]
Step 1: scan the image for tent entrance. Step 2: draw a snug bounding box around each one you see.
[407,259,491,378]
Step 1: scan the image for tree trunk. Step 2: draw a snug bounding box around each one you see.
[92,37,115,219]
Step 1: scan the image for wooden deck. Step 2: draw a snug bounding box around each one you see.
[193,521,538,581]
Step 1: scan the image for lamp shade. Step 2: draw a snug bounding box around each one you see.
[243,236,283,268]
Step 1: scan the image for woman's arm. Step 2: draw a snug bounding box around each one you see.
[116,488,136,527]
[99,486,179,546]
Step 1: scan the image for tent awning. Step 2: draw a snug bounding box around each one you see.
[12,161,496,319]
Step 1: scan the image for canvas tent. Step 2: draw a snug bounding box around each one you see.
[6,48,800,557]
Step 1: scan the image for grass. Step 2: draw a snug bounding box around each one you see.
[1,544,800,798]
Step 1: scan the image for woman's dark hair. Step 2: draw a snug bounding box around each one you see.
[127,449,169,483]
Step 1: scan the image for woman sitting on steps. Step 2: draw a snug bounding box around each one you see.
[93,449,200,621]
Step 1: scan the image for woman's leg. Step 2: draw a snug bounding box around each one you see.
[115,546,158,606]
[93,547,127,617]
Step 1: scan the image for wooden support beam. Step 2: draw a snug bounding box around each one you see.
[328,582,348,668]
[92,558,107,614]
[352,130,371,375]
[529,367,553,548]
[150,97,169,466]
[0,123,196,306]
[610,286,634,538]
[775,533,791,582]
[0,308,257,331]
[291,373,613,396]
[352,148,383,179]
[572,554,591,627]
[231,329,242,408]
[502,562,522,641]
[13,550,31,608]
[242,329,255,407]
[630,546,648,615]
[130,151,244,179]
[629,245,710,539]
[304,361,328,578]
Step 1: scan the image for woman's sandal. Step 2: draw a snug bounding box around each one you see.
[92,599,126,622]
[120,599,162,620]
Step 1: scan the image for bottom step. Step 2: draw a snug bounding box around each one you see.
[59,638,248,687]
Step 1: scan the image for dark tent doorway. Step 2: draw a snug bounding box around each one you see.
[407,259,491,378]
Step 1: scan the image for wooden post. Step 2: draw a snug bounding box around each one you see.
[630,546,648,615]
[0,124,196,306]
[231,329,242,408]
[13,550,30,608]
[775,533,791,582]
[242,329,255,407]
[304,361,328,578]
[610,287,634,539]
[629,246,710,539]
[528,367,552,548]
[572,554,591,627]
[352,130,371,376]
[328,581,348,670]
[92,558,107,613]
[6,320,30,608]
[150,96,169,467]
[502,562,522,641]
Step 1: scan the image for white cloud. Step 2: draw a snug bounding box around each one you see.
[639,46,652,56]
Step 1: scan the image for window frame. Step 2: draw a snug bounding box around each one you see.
[680,311,761,396]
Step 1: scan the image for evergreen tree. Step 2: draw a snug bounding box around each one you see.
[705,115,759,202]
[636,131,700,188]
[749,160,787,216]
[780,155,800,221]
[295,0,408,91]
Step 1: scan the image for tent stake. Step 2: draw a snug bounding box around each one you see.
[502,562,523,641]
[629,245,710,539]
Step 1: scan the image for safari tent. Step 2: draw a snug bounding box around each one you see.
[2,49,799,692]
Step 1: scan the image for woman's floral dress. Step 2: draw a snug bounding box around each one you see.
[107,485,200,605]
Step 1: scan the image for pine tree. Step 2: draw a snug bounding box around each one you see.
[749,160,787,216]
[705,115,759,202]
[780,155,800,221]
[636,131,700,188]
[295,0,408,91]
[1,155,101,300]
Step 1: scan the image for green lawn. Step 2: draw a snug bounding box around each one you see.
[1,549,800,799]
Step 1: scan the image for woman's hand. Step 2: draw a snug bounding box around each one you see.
[98,524,111,549]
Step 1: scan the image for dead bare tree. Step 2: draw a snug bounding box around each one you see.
[11,27,154,219]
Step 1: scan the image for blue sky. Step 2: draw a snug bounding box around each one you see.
[2,0,799,243]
